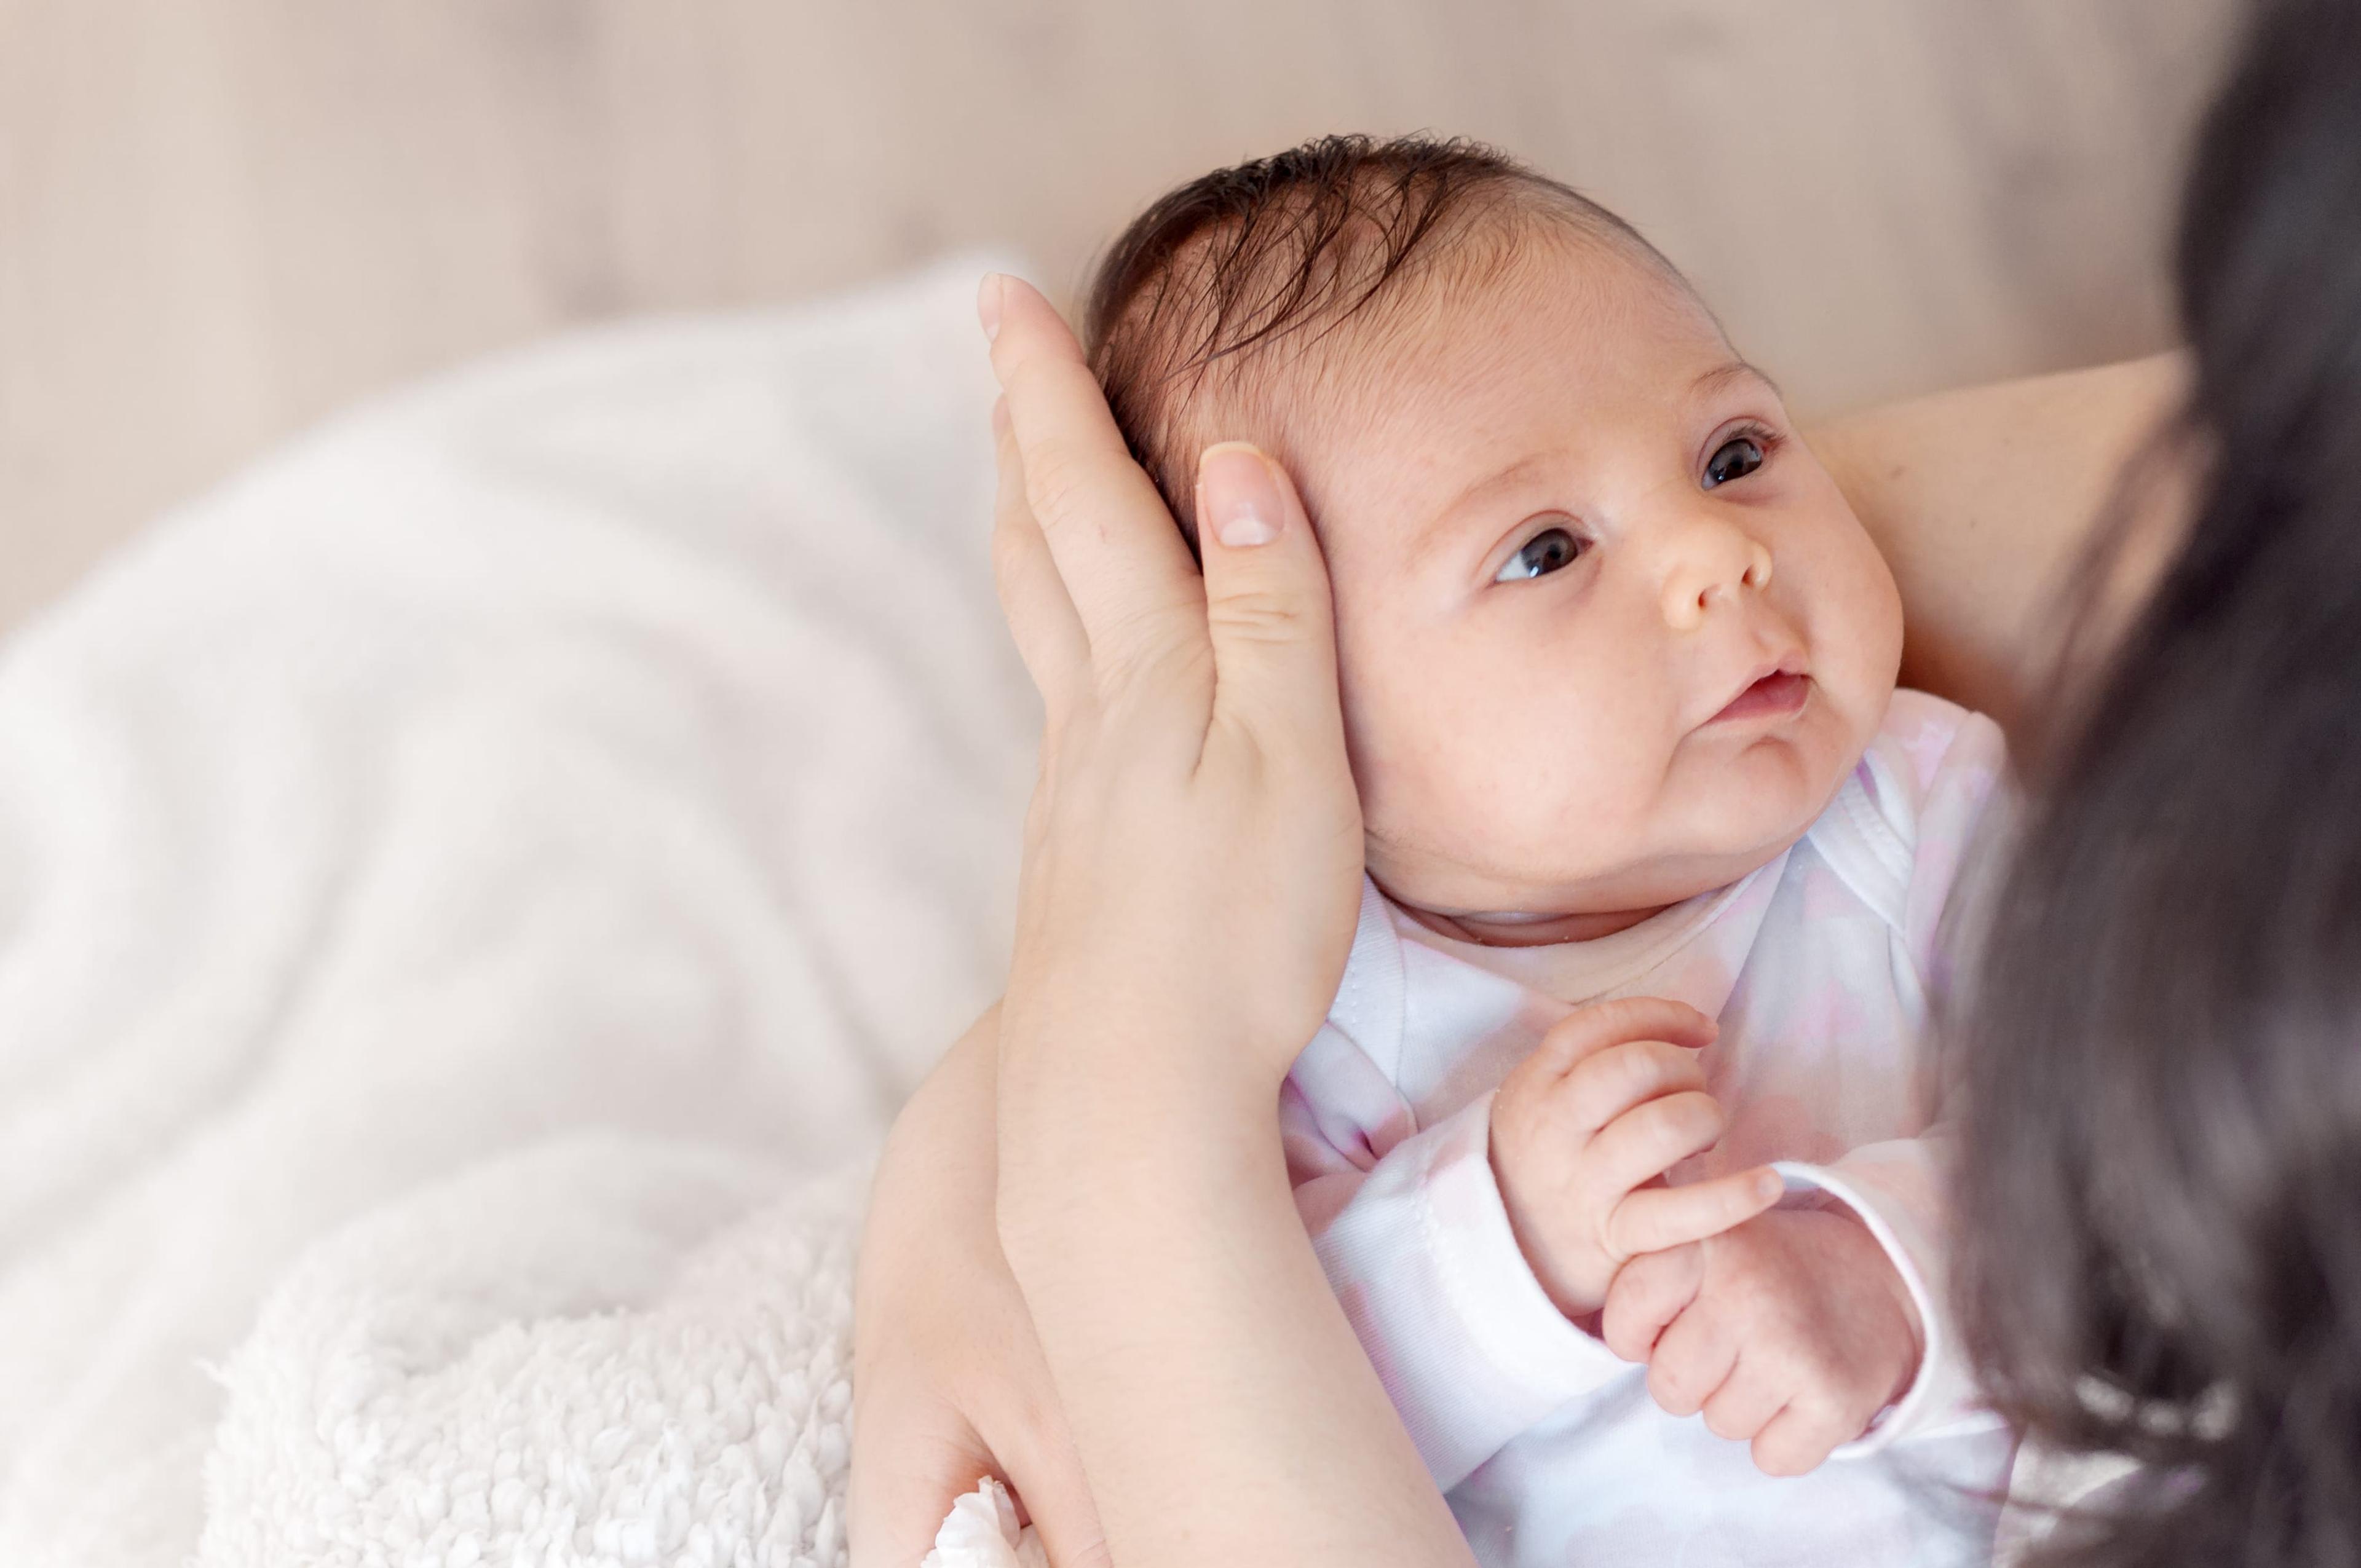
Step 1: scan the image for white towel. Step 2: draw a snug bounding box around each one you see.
[922,1479,1047,1568]
[0,255,1036,1566]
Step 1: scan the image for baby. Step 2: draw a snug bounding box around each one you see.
[1083,136,2015,1565]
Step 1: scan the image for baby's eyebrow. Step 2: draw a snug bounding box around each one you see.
[1406,452,1553,569]
[1439,452,1552,519]
[1692,360,1782,400]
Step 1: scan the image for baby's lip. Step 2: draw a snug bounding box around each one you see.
[1704,658,1812,728]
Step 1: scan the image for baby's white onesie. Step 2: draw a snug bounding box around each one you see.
[1284,690,2015,1567]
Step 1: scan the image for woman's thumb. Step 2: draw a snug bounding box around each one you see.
[1193,443,1346,752]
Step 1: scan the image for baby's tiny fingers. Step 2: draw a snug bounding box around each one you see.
[1583,1090,1728,1202]
[1530,997,1716,1080]
[1599,1244,1704,1361]
[1645,1305,1736,1419]
[1557,1037,1711,1139]
[1750,1400,1851,1478]
[1607,1167,1782,1256]
[1701,1358,1786,1444]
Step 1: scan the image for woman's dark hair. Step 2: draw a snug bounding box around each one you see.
[1953,1,2361,1562]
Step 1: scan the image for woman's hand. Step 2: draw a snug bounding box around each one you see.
[981,273,1365,1168]
[852,272,1391,1568]
[979,275,1473,1568]
[848,1009,1107,1568]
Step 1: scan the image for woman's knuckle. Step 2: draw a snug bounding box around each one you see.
[989,516,1028,569]
[1022,442,1095,525]
[1208,588,1305,645]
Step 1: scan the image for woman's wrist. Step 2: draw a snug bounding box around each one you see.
[992,1071,1474,1568]
[995,1006,1288,1235]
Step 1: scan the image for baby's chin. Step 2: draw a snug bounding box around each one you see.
[1364,728,1862,931]
[1370,840,1784,932]
[1368,800,1826,932]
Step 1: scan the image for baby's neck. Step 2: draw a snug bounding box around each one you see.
[1395,901,1669,948]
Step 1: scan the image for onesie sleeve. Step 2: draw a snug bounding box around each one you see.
[1282,1082,1632,1491]
[1779,695,2015,1449]
[1773,1142,1996,1449]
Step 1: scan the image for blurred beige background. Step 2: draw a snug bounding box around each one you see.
[0,0,2237,636]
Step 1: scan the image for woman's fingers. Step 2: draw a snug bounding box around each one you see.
[844,1389,995,1568]
[990,396,1091,717]
[983,275,1204,682]
[992,1413,1113,1568]
[1606,1167,1783,1257]
[1193,444,1348,771]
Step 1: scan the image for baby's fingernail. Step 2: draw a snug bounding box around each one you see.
[978,274,1005,343]
[1201,442,1282,548]
[1756,1171,1784,1202]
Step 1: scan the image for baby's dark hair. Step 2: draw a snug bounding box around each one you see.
[1082,133,1685,543]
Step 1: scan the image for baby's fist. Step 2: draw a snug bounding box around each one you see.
[1602,1207,1924,1476]
[1490,997,1781,1318]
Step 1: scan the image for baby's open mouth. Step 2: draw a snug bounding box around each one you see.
[1709,670,1811,726]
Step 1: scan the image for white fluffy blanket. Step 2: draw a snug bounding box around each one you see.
[0,257,1037,1566]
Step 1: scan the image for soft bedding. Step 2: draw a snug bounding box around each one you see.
[0,256,1034,1567]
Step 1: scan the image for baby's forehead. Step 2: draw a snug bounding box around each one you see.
[1251,241,1729,537]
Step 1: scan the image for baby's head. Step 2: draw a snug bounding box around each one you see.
[1086,135,1902,938]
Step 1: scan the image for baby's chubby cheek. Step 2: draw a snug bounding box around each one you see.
[1341,687,1509,899]
[1790,506,1905,738]
[1341,667,1656,909]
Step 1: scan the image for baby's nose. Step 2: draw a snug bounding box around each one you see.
[1659,517,1773,631]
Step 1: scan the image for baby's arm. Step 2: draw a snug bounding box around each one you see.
[1294,997,1779,1491]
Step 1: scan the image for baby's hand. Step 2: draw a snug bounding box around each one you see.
[1600,1207,1924,1476]
[1490,997,1783,1320]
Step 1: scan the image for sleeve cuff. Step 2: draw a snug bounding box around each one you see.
[1316,1093,1630,1487]
[1771,1157,2005,1454]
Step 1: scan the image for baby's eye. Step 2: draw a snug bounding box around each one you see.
[1703,435,1765,489]
[1494,526,1586,583]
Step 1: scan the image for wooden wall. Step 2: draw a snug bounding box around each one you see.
[0,0,2237,631]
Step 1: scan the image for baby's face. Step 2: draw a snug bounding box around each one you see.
[1278,238,1902,926]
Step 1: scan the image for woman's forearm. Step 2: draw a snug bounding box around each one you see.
[887,1003,1468,1568]
[998,1075,1478,1568]
[1810,352,2189,737]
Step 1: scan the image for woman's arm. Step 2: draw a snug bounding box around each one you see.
[1810,352,2189,736]
[848,1005,1107,1568]
[981,275,1476,1568]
